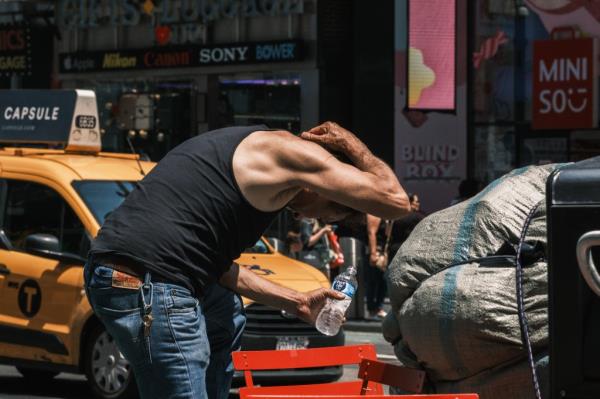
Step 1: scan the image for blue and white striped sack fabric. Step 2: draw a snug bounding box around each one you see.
[383,164,556,386]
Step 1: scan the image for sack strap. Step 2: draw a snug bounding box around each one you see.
[428,240,545,279]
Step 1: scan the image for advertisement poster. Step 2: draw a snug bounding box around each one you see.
[407,0,456,110]
[395,0,467,212]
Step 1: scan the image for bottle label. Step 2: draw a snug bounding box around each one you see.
[332,280,355,298]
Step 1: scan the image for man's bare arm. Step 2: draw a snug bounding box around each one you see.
[301,122,399,193]
[275,125,410,219]
[219,263,344,325]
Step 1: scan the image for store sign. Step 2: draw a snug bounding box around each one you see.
[400,144,461,180]
[0,90,101,152]
[57,0,304,29]
[532,38,598,130]
[59,40,302,73]
[0,24,31,76]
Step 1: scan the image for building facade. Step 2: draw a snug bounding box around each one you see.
[46,0,351,161]
[471,0,600,183]
[395,0,600,213]
[0,1,55,90]
[55,0,308,159]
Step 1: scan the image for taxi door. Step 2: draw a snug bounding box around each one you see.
[0,178,87,365]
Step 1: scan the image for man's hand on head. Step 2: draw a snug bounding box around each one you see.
[300,121,358,154]
[295,288,345,325]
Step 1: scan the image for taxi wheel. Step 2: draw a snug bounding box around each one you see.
[84,324,138,399]
[16,367,59,381]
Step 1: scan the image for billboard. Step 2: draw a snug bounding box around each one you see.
[532,37,598,130]
[407,0,456,110]
[60,40,303,73]
[395,0,466,213]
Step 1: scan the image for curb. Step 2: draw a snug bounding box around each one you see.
[344,319,382,333]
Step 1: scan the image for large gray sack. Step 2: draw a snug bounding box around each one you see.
[384,164,555,383]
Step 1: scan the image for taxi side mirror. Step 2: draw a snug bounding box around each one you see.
[24,233,85,264]
[25,233,60,253]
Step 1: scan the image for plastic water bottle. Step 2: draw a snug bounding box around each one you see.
[315,265,357,336]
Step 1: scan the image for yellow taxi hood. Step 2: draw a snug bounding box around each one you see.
[34,152,154,180]
[236,252,331,307]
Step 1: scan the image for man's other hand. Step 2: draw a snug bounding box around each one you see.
[296,288,346,325]
[300,121,357,154]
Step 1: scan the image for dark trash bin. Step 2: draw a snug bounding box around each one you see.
[548,156,600,399]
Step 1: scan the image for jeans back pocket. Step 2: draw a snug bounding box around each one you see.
[87,265,142,315]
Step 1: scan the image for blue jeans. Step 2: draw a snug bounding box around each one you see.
[84,261,246,399]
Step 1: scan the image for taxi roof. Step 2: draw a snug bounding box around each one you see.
[0,147,155,181]
[0,90,154,181]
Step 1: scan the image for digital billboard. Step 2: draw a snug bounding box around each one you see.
[407,0,456,110]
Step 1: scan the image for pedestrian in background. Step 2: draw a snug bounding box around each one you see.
[299,218,334,278]
[366,214,392,319]
[408,193,422,213]
[283,211,303,259]
[365,192,426,320]
[285,231,303,259]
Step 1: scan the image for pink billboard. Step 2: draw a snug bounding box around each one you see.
[408,0,456,110]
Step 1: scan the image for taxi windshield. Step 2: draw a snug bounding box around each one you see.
[73,180,137,224]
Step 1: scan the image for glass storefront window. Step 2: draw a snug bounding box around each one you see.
[520,136,568,166]
[69,79,200,161]
[218,73,301,133]
[473,125,516,183]
[470,0,568,184]
[571,131,600,163]
[473,1,516,124]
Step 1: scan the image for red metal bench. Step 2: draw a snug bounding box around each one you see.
[233,344,477,398]
[244,396,479,399]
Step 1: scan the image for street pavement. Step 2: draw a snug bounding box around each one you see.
[0,321,394,399]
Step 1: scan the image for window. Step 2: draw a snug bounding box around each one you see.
[73,180,136,225]
[1,180,88,257]
[472,1,516,124]
[473,126,516,183]
[244,240,270,254]
[219,73,302,132]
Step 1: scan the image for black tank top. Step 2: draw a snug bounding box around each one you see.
[91,125,279,296]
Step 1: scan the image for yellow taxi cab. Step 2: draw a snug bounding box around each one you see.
[0,90,344,399]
